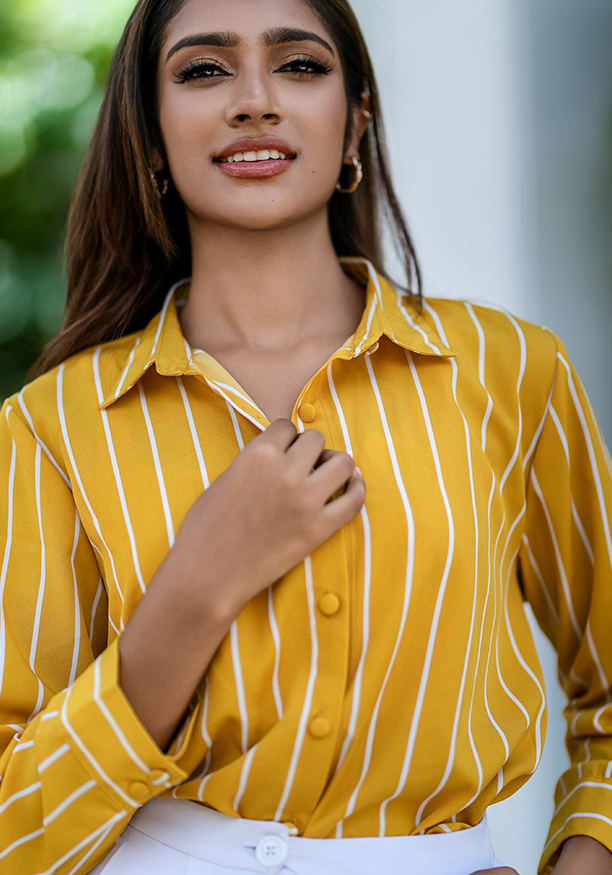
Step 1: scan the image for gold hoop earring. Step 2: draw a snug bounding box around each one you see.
[150,168,169,199]
[335,154,363,195]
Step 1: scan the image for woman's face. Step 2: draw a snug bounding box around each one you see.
[156,0,366,233]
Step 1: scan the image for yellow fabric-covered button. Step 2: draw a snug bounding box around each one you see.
[308,716,331,739]
[299,403,316,423]
[128,781,150,803]
[318,593,341,617]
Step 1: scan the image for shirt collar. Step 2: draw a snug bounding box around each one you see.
[100,261,455,409]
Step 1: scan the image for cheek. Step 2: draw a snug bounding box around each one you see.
[158,90,214,168]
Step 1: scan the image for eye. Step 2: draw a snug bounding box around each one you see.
[278,57,333,77]
[175,61,229,84]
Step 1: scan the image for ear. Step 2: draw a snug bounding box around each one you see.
[150,148,166,173]
[345,92,372,160]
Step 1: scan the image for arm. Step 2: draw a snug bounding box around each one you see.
[517,334,612,873]
[0,403,363,873]
[118,423,365,750]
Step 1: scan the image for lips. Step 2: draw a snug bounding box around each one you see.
[214,137,296,163]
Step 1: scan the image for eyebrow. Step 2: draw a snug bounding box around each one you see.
[166,27,335,62]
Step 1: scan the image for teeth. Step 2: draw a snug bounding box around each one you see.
[220,150,291,164]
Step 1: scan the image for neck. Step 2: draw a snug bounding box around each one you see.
[180,211,363,355]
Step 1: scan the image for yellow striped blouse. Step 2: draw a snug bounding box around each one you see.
[1,260,612,874]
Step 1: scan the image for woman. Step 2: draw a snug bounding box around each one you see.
[1,0,611,873]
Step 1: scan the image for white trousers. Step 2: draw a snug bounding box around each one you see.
[91,798,505,875]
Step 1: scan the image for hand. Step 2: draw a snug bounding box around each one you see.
[470,869,519,874]
[551,835,612,873]
[171,419,365,616]
[119,419,365,749]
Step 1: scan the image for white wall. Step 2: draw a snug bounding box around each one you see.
[350,1,612,871]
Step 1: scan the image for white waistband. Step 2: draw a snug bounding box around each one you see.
[117,798,503,875]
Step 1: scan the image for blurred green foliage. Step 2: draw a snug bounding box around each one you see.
[0,0,135,401]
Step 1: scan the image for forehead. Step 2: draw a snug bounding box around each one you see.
[165,0,331,44]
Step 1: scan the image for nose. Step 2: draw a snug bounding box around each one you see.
[225,65,283,127]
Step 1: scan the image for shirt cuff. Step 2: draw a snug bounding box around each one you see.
[56,638,200,810]
[540,765,612,872]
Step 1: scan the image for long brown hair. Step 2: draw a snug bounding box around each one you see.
[35,0,421,375]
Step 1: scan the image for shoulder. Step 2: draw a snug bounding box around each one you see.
[422,296,560,382]
[1,331,142,457]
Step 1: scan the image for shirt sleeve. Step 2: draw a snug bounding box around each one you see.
[518,334,612,872]
[0,400,197,874]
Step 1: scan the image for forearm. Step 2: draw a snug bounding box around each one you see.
[552,836,612,873]
[118,547,242,752]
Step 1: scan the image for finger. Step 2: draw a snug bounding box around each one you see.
[319,465,365,529]
[310,451,356,500]
[285,428,326,470]
[262,419,298,451]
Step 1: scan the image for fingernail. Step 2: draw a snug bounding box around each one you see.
[355,467,363,478]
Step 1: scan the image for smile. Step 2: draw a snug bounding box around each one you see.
[218,150,291,164]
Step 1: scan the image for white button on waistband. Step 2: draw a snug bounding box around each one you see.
[255,835,288,868]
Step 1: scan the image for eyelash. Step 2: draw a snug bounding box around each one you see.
[175,56,333,84]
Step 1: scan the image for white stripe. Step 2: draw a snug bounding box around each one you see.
[203,378,266,432]
[233,743,259,813]
[544,811,612,854]
[558,353,612,571]
[94,349,146,593]
[274,554,319,821]
[461,472,500,813]
[523,382,556,473]
[327,363,372,774]
[481,478,511,760]
[0,417,16,701]
[43,780,96,826]
[230,621,249,755]
[36,810,127,875]
[338,354,415,832]
[56,367,124,604]
[149,283,181,362]
[530,469,582,640]
[60,685,139,807]
[138,383,175,547]
[354,296,378,355]
[38,743,70,774]
[68,511,82,686]
[12,740,35,753]
[177,377,210,489]
[64,815,123,875]
[93,658,151,773]
[113,336,141,400]
[572,499,595,565]
[212,380,265,415]
[200,675,212,747]
[503,548,546,772]
[28,444,46,721]
[0,781,41,815]
[0,828,45,861]
[414,345,481,823]
[387,352,456,829]
[550,406,570,465]
[267,587,284,720]
[89,578,104,644]
[17,393,71,488]
[40,711,59,722]
[227,402,245,450]
[494,507,531,727]
[464,303,493,452]
[521,534,560,624]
